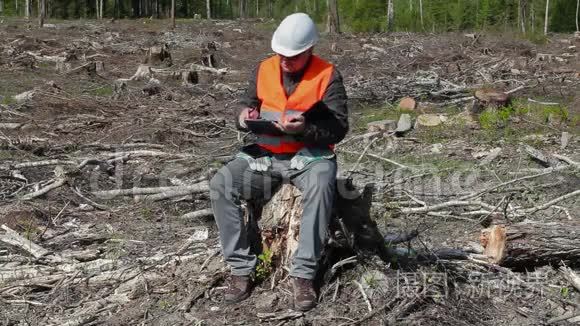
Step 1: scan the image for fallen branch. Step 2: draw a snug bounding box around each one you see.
[257,311,304,322]
[181,209,213,220]
[459,165,573,201]
[179,272,224,312]
[20,178,67,201]
[0,298,45,306]
[552,154,579,168]
[559,265,580,293]
[548,311,580,324]
[93,182,209,199]
[338,149,409,169]
[353,280,372,312]
[13,160,76,169]
[528,98,560,106]
[106,150,188,160]
[71,186,108,211]
[0,224,50,259]
[190,64,230,75]
[400,200,490,214]
[519,189,580,215]
[339,297,399,326]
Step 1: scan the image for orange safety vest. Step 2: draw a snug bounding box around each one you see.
[256,54,334,154]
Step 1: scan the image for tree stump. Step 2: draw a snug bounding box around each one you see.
[470,89,510,114]
[130,65,153,81]
[246,179,389,280]
[144,45,172,66]
[480,221,580,268]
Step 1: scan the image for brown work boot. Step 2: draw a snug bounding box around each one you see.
[225,275,251,303]
[291,277,317,311]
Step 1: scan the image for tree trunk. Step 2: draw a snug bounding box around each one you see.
[206,0,211,19]
[531,1,535,32]
[519,0,526,33]
[256,0,258,17]
[25,0,30,18]
[326,0,340,34]
[170,0,175,28]
[39,0,45,27]
[419,0,423,29]
[544,0,549,35]
[314,0,318,16]
[268,0,272,17]
[247,181,389,279]
[239,0,246,18]
[576,0,580,32]
[387,0,394,32]
[481,221,580,268]
[0,0,4,16]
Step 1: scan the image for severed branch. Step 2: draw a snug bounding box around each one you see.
[338,149,409,169]
[71,186,108,211]
[559,264,580,293]
[518,189,580,215]
[20,178,67,201]
[353,280,372,312]
[553,154,579,168]
[93,182,209,199]
[190,64,232,75]
[459,164,575,201]
[13,160,76,169]
[181,209,213,220]
[400,200,491,214]
[0,225,51,259]
[257,311,304,322]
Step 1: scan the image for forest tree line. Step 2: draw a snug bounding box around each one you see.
[0,0,578,34]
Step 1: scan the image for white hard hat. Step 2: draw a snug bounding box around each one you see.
[271,13,319,57]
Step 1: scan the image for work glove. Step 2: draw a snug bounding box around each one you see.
[236,152,272,172]
[290,148,335,170]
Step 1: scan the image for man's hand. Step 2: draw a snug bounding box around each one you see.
[238,107,259,128]
[277,114,305,134]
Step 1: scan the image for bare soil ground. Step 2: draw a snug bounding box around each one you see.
[0,18,579,325]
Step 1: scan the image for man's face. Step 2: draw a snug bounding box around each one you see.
[279,49,312,73]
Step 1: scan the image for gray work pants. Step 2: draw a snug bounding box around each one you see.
[209,155,337,280]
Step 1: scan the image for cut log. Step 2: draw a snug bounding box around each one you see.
[480,221,580,268]
[246,179,389,279]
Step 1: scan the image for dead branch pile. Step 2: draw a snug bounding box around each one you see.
[344,33,580,104]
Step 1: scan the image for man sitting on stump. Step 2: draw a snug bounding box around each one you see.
[209,13,348,311]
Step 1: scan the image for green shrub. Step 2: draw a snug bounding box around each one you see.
[255,248,273,281]
[479,106,512,130]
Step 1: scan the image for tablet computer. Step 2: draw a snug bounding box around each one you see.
[245,119,284,136]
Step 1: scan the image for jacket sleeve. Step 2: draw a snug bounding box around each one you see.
[235,66,261,131]
[300,68,349,146]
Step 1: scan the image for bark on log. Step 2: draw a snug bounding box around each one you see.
[246,179,388,278]
[480,221,580,268]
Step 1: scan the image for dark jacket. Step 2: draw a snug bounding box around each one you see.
[236,56,349,147]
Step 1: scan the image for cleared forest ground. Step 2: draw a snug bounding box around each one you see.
[0,18,579,325]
